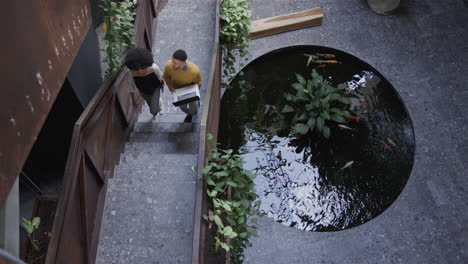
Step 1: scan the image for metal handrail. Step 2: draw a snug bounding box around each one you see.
[0,248,27,264]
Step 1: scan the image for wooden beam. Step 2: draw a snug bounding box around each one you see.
[249,8,323,39]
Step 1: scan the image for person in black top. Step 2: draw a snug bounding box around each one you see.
[124,47,164,122]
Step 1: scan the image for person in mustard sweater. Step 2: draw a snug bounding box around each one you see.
[163,49,202,123]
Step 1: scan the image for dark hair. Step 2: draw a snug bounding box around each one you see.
[124,48,154,70]
[172,49,187,61]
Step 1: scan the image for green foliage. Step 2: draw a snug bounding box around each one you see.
[220,0,252,89]
[194,134,260,263]
[100,0,137,76]
[282,70,351,138]
[22,217,40,251]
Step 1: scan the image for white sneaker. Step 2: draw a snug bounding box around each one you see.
[152,114,159,122]
[159,97,165,116]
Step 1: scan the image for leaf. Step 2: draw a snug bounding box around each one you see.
[214,215,224,228]
[293,123,309,135]
[208,190,218,197]
[307,118,316,130]
[338,97,351,104]
[298,113,308,121]
[32,217,40,229]
[291,83,304,91]
[331,114,345,123]
[201,166,212,175]
[239,232,248,238]
[281,105,294,113]
[222,202,232,212]
[227,181,238,187]
[238,217,246,224]
[323,126,330,138]
[295,73,306,85]
[329,108,342,114]
[337,83,347,90]
[227,217,236,226]
[220,242,231,251]
[206,133,214,141]
[321,111,331,120]
[205,175,216,186]
[311,70,319,79]
[317,117,324,132]
[214,171,229,178]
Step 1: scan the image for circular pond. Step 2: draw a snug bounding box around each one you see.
[218,46,415,231]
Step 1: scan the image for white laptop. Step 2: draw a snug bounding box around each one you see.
[172,84,200,106]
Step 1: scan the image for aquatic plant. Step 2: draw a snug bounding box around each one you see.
[282,70,351,138]
[220,0,252,89]
[194,134,260,264]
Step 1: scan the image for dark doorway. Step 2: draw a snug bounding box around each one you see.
[19,78,83,262]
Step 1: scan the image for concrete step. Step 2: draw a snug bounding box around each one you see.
[138,111,188,123]
[98,153,197,264]
[128,130,198,144]
[132,121,198,134]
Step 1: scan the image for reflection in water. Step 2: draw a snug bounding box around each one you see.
[242,132,360,231]
[219,46,415,231]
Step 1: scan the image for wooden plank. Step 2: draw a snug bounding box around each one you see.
[249,7,323,39]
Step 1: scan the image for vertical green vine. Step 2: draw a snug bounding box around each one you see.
[220,0,252,89]
[194,134,261,263]
[100,0,137,76]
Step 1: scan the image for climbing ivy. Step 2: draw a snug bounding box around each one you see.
[100,0,137,76]
[194,134,260,263]
[219,0,252,89]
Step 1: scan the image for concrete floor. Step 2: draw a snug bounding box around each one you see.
[237,0,468,263]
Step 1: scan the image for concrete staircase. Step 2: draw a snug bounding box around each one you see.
[96,111,199,263]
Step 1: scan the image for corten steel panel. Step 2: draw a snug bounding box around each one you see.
[56,156,87,264]
[47,70,142,263]
[83,152,106,262]
[83,97,113,175]
[0,0,92,207]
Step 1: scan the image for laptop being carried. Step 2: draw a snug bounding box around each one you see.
[172,83,200,106]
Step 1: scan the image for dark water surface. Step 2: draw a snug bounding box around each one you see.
[219,46,415,231]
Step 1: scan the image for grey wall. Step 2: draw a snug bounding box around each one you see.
[67,26,102,108]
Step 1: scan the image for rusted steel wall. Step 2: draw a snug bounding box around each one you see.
[0,0,92,207]
[192,1,221,262]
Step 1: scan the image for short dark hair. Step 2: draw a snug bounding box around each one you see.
[172,49,187,61]
[124,47,154,70]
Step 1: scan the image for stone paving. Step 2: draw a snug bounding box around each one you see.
[241,0,468,263]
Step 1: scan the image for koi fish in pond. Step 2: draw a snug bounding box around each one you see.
[345,115,363,121]
[339,161,354,170]
[379,140,392,151]
[316,53,336,59]
[304,53,338,66]
[314,64,327,69]
[337,124,356,131]
[387,138,397,147]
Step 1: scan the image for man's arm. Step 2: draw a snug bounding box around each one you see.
[195,69,202,89]
[163,64,175,92]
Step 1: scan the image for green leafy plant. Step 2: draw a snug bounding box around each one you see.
[194,134,260,263]
[220,0,252,89]
[282,70,351,138]
[22,217,40,251]
[100,0,137,76]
